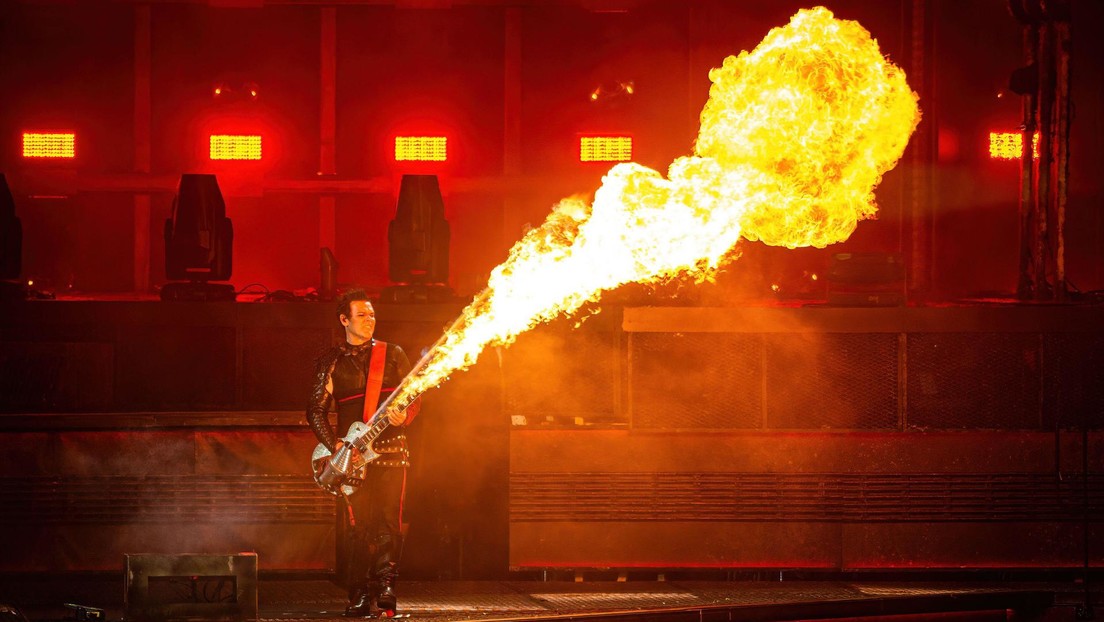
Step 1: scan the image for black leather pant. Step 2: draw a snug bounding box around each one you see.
[340,466,406,593]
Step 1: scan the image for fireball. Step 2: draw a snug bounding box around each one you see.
[384,7,921,412]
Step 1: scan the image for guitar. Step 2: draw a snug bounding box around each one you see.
[311,405,411,497]
[311,310,468,496]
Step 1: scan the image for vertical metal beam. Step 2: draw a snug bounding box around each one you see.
[1017,16,1038,299]
[319,7,338,253]
[320,7,337,177]
[503,8,522,177]
[134,5,152,293]
[907,0,934,300]
[1053,18,1071,300]
[1015,0,1072,302]
[1034,20,1053,300]
[502,7,522,247]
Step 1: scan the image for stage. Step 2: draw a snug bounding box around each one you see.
[1,300,1102,578]
[0,576,1085,622]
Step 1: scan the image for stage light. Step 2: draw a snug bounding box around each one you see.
[579,135,632,162]
[381,174,453,303]
[394,136,447,162]
[989,131,1038,160]
[22,132,76,159]
[209,134,262,160]
[161,174,235,302]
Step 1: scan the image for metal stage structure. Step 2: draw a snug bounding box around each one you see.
[0,300,1101,578]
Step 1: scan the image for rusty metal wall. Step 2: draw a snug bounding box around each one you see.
[506,306,1104,570]
[0,428,334,572]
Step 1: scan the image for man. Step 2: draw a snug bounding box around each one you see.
[307,289,420,618]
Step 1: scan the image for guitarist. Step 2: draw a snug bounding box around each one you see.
[307,289,421,618]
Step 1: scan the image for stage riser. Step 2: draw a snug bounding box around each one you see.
[507,430,1103,569]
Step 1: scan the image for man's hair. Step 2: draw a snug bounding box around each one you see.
[336,288,371,321]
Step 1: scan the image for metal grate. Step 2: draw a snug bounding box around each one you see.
[906,333,1042,430]
[502,320,620,425]
[630,333,762,429]
[1043,332,1104,430]
[0,475,334,524]
[510,472,1103,522]
[765,333,898,430]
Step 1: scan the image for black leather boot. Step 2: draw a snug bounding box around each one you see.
[343,584,377,618]
[376,562,399,613]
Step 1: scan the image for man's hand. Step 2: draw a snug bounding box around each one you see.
[386,409,407,426]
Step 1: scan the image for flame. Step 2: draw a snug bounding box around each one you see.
[386,7,920,410]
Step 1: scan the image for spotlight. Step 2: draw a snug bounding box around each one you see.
[380,174,453,303]
[161,174,236,302]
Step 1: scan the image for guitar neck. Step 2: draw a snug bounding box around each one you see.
[357,286,493,442]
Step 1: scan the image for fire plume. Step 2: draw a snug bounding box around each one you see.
[384,7,920,412]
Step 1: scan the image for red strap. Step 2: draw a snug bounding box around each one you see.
[362,340,388,422]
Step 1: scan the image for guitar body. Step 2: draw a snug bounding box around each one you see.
[311,421,381,497]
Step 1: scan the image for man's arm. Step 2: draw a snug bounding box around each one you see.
[306,358,339,451]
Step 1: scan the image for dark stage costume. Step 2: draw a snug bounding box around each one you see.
[307,339,417,615]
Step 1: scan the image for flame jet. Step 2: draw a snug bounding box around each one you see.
[380,7,921,414]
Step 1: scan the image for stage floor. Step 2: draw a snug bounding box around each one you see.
[0,577,1095,622]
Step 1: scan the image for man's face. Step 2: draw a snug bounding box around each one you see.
[341,300,376,345]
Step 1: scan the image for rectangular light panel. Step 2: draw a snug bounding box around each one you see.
[210,134,262,160]
[395,136,447,162]
[22,132,76,159]
[580,135,632,162]
[989,131,1039,160]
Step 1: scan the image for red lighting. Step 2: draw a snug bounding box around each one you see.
[395,136,447,162]
[209,134,262,160]
[22,132,76,159]
[579,135,632,162]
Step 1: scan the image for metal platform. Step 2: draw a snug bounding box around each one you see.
[0,578,1077,622]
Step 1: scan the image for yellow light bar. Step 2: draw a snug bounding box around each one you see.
[988,131,1039,160]
[22,132,76,159]
[580,135,632,162]
[395,136,447,162]
[210,134,262,160]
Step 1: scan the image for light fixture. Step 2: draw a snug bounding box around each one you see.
[579,135,632,162]
[988,131,1038,160]
[22,132,76,159]
[394,136,447,162]
[209,134,262,161]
